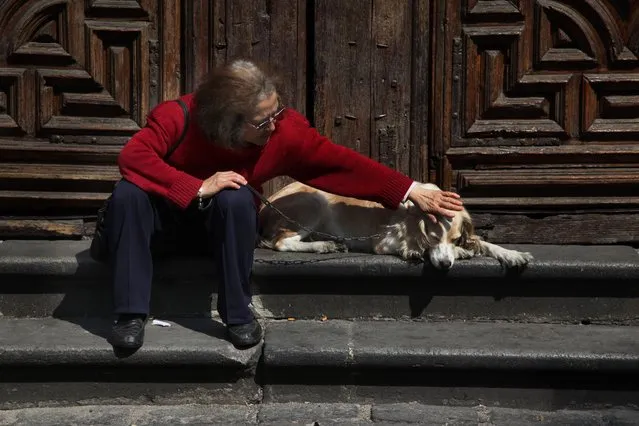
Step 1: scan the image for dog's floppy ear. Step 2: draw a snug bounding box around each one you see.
[459,214,481,253]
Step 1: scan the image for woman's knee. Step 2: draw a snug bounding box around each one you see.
[214,187,255,213]
[110,180,151,208]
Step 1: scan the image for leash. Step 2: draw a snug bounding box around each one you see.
[226,184,387,243]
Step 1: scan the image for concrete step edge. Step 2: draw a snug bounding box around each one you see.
[1,402,638,426]
[0,317,260,369]
[264,319,639,372]
[1,240,638,281]
[2,318,638,373]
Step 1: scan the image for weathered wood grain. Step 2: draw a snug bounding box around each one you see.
[268,0,307,113]
[0,219,86,239]
[371,0,411,173]
[0,163,119,194]
[430,0,454,186]
[472,213,639,245]
[457,168,639,192]
[182,0,211,91]
[87,0,151,18]
[446,145,639,167]
[314,0,372,156]
[212,0,270,65]
[159,0,181,101]
[0,164,119,180]
[411,0,430,182]
[463,196,639,210]
[0,191,109,214]
[0,140,120,164]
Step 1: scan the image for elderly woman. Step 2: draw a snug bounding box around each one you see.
[106,59,463,350]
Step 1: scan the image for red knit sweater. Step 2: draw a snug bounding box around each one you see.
[118,93,414,210]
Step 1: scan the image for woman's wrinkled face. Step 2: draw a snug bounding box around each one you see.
[243,91,282,146]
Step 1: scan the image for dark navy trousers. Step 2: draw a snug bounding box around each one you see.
[105,179,257,325]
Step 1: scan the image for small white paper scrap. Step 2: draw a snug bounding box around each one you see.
[152,319,172,327]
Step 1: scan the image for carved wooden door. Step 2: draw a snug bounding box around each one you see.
[433,0,639,244]
[3,0,636,244]
[0,0,179,238]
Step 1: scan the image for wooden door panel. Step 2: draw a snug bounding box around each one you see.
[3,2,140,144]
[313,0,421,177]
[0,0,179,238]
[183,0,307,110]
[314,0,373,157]
[434,0,639,243]
[0,0,179,144]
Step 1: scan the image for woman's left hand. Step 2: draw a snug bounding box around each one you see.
[407,186,464,223]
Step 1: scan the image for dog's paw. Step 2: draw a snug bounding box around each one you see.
[318,241,348,254]
[500,250,533,268]
[401,250,424,262]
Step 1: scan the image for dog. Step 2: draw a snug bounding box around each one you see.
[258,181,533,270]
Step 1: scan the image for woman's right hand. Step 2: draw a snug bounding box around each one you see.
[199,171,248,198]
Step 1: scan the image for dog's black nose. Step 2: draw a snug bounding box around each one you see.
[438,259,453,270]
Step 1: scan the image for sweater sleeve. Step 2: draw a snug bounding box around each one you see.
[282,111,415,209]
[117,100,203,209]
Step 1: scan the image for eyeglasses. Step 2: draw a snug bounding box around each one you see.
[248,105,286,131]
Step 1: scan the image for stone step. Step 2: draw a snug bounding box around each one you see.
[1,240,638,322]
[1,318,638,411]
[0,317,262,409]
[263,320,639,410]
[265,319,639,371]
[1,403,638,426]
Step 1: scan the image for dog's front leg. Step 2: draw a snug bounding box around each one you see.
[453,246,476,260]
[479,241,533,268]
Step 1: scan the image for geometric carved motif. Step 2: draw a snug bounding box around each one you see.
[582,73,639,140]
[0,0,150,143]
[0,68,28,136]
[457,0,639,145]
[87,0,149,18]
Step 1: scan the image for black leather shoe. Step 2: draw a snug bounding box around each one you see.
[107,315,146,349]
[227,319,263,348]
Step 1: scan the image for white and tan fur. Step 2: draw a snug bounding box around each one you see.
[258,181,533,270]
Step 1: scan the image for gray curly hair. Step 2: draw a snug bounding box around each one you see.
[194,59,278,149]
